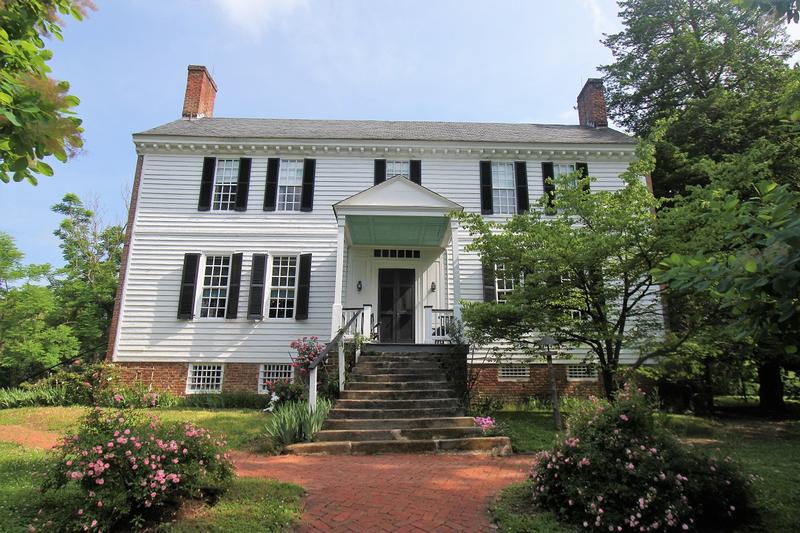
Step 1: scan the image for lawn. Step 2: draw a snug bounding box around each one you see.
[0,406,303,532]
[492,407,800,533]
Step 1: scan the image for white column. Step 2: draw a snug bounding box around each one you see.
[450,219,463,321]
[424,306,434,343]
[331,216,346,338]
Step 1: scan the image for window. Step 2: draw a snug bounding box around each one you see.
[386,160,410,179]
[553,163,577,189]
[373,249,421,259]
[268,256,298,318]
[495,264,516,303]
[258,364,294,393]
[186,364,224,393]
[277,159,303,211]
[491,162,516,214]
[498,364,530,380]
[199,255,230,318]
[212,159,240,210]
[567,364,598,381]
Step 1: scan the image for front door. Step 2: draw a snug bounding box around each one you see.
[378,268,415,343]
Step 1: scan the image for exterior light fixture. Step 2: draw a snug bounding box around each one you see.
[430,282,437,292]
[357,280,363,291]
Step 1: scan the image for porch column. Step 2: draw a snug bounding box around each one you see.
[332,216,346,337]
[450,219,462,321]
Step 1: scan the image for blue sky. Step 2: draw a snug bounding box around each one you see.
[1,0,798,267]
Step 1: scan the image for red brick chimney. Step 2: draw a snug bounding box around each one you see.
[577,78,608,128]
[182,65,217,119]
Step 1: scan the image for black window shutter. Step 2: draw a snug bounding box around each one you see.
[264,158,280,211]
[225,253,243,319]
[234,158,251,211]
[374,159,386,185]
[247,253,268,319]
[482,262,497,302]
[576,162,590,192]
[300,159,316,212]
[514,161,529,213]
[198,157,216,211]
[479,160,493,215]
[177,253,201,319]
[541,162,555,209]
[295,253,312,320]
[410,160,422,185]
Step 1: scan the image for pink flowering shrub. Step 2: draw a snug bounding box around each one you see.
[42,407,233,532]
[289,336,323,375]
[530,385,755,532]
[474,416,496,432]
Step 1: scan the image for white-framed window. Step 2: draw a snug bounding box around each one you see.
[553,163,577,189]
[268,256,298,318]
[258,364,294,393]
[212,159,240,210]
[567,364,598,381]
[186,364,224,393]
[386,160,410,179]
[277,159,303,211]
[495,263,516,304]
[199,255,231,318]
[492,162,516,214]
[498,364,530,380]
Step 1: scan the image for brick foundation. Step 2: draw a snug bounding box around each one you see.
[470,364,603,402]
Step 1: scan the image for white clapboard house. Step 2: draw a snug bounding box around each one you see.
[107,65,641,398]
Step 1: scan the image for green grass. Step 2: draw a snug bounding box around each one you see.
[0,406,270,452]
[491,408,800,532]
[162,477,304,533]
[490,481,576,533]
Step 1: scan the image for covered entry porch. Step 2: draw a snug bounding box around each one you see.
[331,176,464,344]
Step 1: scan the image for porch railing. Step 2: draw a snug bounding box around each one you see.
[424,306,455,344]
[308,304,372,412]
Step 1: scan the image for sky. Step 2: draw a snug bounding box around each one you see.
[1,0,799,268]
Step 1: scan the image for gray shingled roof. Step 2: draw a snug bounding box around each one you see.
[136,118,635,144]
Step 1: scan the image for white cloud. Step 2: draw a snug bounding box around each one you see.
[580,0,620,37]
[210,0,307,40]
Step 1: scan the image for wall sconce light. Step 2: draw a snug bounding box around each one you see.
[357,280,363,292]
[430,281,436,292]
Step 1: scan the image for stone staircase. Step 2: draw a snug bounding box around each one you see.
[286,344,511,455]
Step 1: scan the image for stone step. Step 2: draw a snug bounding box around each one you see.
[346,381,451,391]
[315,426,485,442]
[328,407,462,419]
[361,344,458,355]
[285,436,512,455]
[340,389,455,400]
[323,417,477,430]
[335,398,460,410]
[355,361,444,371]
[357,356,443,363]
[349,373,446,383]
[351,365,444,375]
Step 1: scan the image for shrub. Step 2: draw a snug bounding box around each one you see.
[289,336,322,377]
[265,399,331,448]
[529,385,755,532]
[42,407,234,532]
[178,391,275,410]
[0,383,70,408]
[469,392,505,415]
[261,378,305,405]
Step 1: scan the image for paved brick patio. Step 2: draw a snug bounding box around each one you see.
[232,452,532,532]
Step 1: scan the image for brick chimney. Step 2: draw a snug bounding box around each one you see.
[181,65,217,119]
[577,78,608,128]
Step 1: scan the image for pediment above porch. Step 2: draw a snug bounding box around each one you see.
[333,176,463,217]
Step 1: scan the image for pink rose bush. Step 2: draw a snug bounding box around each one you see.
[42,407,233,532]
[289,336,323,375]
[473,416,496,432]
[529,386,755,532]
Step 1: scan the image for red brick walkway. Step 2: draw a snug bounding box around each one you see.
[232,452,532,532]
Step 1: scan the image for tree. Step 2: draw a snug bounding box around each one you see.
[456,143,672,399]
[657,180,800,410]
[601,0,800,198]
[737,0,800,23]
[49,193,124,359]
[0,0,94,184]
[0,232,78,386]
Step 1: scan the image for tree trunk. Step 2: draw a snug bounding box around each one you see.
[546,353,562,431]
[601,367,617,401]
[697,357,715,414]
[758,360,785,411]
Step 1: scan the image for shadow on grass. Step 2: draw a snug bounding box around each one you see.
[490,481,577,533]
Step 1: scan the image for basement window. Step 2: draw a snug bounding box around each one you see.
[566,364,598,381]
[186,364,224,394]
[498,364,530,380]
[258,364,294,393]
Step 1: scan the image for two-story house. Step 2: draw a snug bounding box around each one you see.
[107,65,639,399]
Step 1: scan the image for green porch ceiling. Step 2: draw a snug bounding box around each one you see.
[347,215,449,246]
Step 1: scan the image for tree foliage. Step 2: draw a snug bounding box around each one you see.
[456,143,669,398]
[0,0,94,184]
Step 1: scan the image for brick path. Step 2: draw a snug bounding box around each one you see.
[232,452,532,532]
